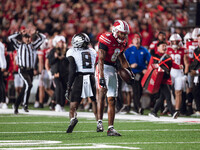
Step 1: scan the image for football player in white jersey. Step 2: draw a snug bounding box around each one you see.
[65,33,97,133]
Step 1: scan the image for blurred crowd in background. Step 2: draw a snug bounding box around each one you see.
[0,0,192,49]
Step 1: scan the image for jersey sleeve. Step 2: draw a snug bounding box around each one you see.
[98,34,111,47]
[66,48,73,58]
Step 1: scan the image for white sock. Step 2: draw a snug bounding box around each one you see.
[108,125,113,129]
[97,120,102,124]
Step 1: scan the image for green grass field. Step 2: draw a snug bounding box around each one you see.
[1,109,200,150]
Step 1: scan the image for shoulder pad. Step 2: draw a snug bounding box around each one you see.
[99,33,112,46]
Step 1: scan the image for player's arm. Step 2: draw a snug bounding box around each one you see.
[98,42,107,88]
[118,52,135,78]
[65,56,76,101]
[67,56,76,88]
[38,52,44,74]
[184,54,189,74]
[117,52,129,68]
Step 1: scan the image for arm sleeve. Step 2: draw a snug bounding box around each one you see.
[32,33,46,50]
[8,33,20,50]
[67,56,76,88]
[99,42,108,51]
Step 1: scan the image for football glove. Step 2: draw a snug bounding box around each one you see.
[99,78,106,88]
[65,86,71,102]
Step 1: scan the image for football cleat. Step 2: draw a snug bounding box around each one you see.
[66,118,78,133]
[14,105,19,115]
[148,112,159,118]
[96,120,104,132]
[107,127,121,136]
[172,111,180,119]
[22,105,29,112]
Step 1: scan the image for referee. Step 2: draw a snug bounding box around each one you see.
[8,27,46,114]
[0,41,7,108]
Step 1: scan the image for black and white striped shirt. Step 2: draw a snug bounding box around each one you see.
[8,32,46,69]
[0,42,7,70]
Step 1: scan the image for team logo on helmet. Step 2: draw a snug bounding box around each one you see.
[71,33,90,49]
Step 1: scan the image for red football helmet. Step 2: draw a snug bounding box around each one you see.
[112,20,130,43]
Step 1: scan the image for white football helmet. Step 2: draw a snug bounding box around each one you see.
[71,33,90,49]
[112,20,130,43]
[192,28,200,40]
[183,32,192,43]
[169,33,183,49]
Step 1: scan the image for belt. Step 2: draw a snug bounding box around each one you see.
[76,72,94,75]
[19,67,32,71]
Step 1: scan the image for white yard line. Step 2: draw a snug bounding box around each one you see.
[1,128,200,134]
[1,109,200,124]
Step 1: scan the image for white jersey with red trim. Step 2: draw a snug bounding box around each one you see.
[185,40,198,64]
[167,47,187,66]
[97,32,126,65]
[37,48,51,67]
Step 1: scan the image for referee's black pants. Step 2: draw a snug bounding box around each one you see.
[15,68,34,108]
[132,72,143,112]
[0,69,6,103]
[54,76,67,107]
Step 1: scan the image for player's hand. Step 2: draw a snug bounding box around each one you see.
[130,63,138,69]
[65,87,71,102]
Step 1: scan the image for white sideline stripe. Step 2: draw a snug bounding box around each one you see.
[0,145,140,150]
[0,120,146,124]
[61,142,200,145]
[1,129,200,134]
[1,109,200,124]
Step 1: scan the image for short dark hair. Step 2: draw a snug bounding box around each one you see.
[22,33,30,38]
[158,31,166,36]
[157,41,167,47]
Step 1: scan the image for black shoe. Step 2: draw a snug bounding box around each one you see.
[96,120,104,132]
[39,103,44,108]
[186,105,193,116]
[107,127,121,136]
[148,112,159,118]
[14,105,18,115]
[22,105,29,112]
[173,111,180,119]
[66,118,78,133]
[49,102,56,111]
[138,108,144,115]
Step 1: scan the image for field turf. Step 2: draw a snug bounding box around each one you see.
[0,108,200,150]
